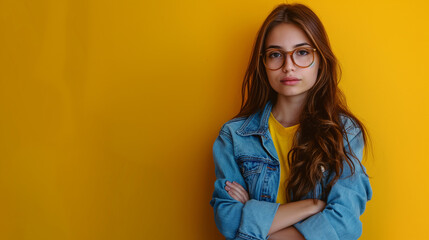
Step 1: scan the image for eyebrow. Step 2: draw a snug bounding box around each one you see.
[266,42,311,50]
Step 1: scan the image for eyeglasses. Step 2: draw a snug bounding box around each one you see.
[261,47,317,70]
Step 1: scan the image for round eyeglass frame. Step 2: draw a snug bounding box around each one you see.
[260,47,317,70]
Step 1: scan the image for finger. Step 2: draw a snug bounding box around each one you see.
[226,185,246,203]
[224,185,239,200]
[226,183,246,202]
[230,182,249,200]
[232,182,249,198]
[232,181,246,191]
[227,189,245,203]
[228,187,245,203]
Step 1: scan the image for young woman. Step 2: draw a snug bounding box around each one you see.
[209,3,372,240]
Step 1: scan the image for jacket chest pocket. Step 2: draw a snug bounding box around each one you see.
[237,156,267,198]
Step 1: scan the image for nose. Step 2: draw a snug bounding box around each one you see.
[282,53,295,72]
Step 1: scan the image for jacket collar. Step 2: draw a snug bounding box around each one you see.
[236,101,273,136]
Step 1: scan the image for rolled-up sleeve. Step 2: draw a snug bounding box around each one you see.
[209,126,280,240]
[293,127,373,240]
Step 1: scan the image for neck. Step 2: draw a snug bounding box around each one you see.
[271,94,307,128]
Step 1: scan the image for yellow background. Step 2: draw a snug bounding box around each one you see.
[1,0,428,239]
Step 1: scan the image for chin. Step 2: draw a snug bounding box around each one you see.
[277,90,308,98]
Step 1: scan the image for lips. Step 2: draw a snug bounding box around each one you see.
[281,77,300,81]
[280,77,300,85]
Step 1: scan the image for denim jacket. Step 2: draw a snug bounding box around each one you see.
[209,100,372,240]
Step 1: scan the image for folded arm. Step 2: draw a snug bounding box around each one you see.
[210,127,279,240]
[210,126,326,240]
[268,226,305,240]
[293,127,373,240]
[225,181,325,236]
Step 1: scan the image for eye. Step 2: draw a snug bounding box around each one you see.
[268,51,283,58]
[296,49,310,56]
[296,48,310,56]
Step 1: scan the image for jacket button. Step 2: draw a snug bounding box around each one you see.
[261,195,271,199]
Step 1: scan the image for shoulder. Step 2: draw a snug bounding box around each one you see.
[218,116,249,137]
[339,114,367,171]
[339,113,363,142]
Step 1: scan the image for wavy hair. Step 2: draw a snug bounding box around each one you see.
[233,3,371,202]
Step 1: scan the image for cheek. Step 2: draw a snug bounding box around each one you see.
[308,60,320,82]
[266,69,279,86]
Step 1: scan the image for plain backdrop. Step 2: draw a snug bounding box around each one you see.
[0,0,428,239]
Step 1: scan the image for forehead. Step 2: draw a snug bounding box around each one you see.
[264,23,311,49]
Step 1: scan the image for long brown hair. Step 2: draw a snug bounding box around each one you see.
[233,3,371,202]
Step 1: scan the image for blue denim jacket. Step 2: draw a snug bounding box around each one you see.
[209,100,372,240]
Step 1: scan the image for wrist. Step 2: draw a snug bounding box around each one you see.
[306,199,322,215]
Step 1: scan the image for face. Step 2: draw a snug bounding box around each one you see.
[263,23,320,102]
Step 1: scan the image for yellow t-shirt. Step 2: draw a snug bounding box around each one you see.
[268,112,299,204]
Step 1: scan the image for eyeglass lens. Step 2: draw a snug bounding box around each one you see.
[264,48,314,69]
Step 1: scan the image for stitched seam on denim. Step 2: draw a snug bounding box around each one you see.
[219,128,233,144]
[344,129,362,150]
[259,102,271,134]
[226,116,247,123]
[236,114,256,136]
[240,163,263,178]
[236,231,262,240]
[237,155,274,164]
[238,102,272,136]
[343,130,363,179]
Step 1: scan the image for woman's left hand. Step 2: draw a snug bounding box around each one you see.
[225,181,249,204]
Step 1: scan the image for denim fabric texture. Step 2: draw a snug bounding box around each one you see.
[209,100,373,240]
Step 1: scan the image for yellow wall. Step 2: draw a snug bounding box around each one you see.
[0,0,428,239]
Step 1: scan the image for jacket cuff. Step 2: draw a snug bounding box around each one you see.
[294,212,339,240]
[236,199,280,240]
